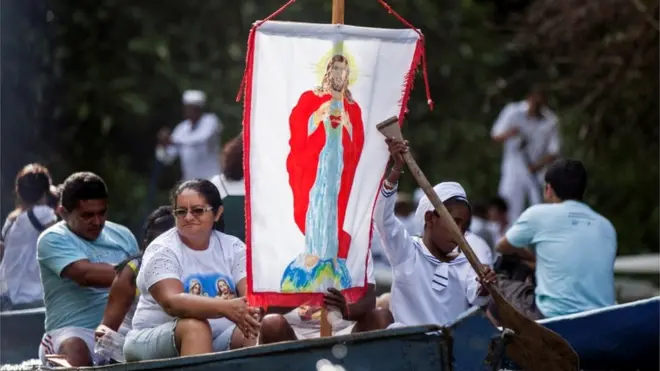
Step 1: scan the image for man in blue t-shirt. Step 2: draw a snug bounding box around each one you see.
[495,159,617,319]
[37,172,139,367]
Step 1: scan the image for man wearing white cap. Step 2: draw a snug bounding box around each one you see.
[156,90,222,180]
[373,137,496,327]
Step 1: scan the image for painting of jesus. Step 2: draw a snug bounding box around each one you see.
[281,54,365,293]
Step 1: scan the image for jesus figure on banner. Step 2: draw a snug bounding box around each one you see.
[281,53,365,293]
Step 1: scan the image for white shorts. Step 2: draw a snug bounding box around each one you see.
[292,323,355,339]
[39,327,103,366]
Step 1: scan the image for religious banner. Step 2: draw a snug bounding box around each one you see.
[243,20,425,307]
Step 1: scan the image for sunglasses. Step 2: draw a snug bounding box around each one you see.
[172,206,213,218]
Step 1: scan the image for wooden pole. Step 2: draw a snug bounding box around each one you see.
[332,0,345,24]
[320,0,346,338]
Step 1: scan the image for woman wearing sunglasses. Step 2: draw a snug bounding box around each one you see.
[123,179,260,362]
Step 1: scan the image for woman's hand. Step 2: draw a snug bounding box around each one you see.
[223,297,261,338]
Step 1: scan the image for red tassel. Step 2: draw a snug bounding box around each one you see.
[377,0,434,113]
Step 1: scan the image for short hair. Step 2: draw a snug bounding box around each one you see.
[544,159,587,201]
[15,163,52,204]
[60,172,108,211]
[222,133,244,181]
[488,196,508,213]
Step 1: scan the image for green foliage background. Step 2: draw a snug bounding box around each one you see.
[1,0,657,253]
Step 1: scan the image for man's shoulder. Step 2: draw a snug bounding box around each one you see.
[103,221,135,239]
[38,221,72,246]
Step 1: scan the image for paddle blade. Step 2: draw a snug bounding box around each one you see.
[376,116,402,140]
[491,289,580,371]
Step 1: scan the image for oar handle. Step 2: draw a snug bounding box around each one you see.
[400,152,486,278]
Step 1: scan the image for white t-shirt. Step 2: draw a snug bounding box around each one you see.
[0,206,56,304]
[131,228,246,337]
[210,174,245,199]
[491,101,560,180]
[283,253,376,333]
[156,113,223,180]
[374,185,488,327]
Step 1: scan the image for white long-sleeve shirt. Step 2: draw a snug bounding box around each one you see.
[156,113,222,180]
[491,101,560,181]
[373,184,489,327]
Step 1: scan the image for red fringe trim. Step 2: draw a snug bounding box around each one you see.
[240,0,432,309]
[240,0,369,309]
[378,0,434,117]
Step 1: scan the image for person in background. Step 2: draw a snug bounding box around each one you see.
[124,179,260,362]
[210,133,245,241]
[95,206,176,360]
[374,137,496,328]
[491,86,560,223]
[0,164,58,310]
[37,172,139,367]
[156,90,222,181]
[257,250,393,343]
[487,196,509,246]
[494,159,617,320]
[469,201,496,249]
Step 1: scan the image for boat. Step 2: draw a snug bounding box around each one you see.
[0,307,45,365]
[501,296,660,370]
[2,297,658,370]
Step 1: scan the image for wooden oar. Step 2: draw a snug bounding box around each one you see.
[376,116,579,371]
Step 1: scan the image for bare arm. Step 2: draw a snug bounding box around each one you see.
[530,153,558,172]
[496,237,536,264]
[61,260,117,288]
[346,284,376,321]
[100,268,137,331]
[150,278,231,319]
[491,103,520,143]
[492,127,520,143]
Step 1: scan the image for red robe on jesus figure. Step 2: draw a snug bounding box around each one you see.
[286,55,365,264]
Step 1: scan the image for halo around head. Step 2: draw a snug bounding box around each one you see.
[314,41,359,86]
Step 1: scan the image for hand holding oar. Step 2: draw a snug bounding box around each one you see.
[376,116,579,371]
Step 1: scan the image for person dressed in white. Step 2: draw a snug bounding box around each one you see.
[374,137,496,327]
[124,179,260,362]
[491,87,560,223]
[0,164,58,310]
[156,90,222,180]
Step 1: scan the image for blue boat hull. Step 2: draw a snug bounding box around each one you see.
[2,297,658,370]
[501,296,660,370]
[0,307,45,365]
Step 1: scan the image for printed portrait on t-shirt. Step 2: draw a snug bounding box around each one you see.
[188,279,204,296]
[216,279,235,300]
[184,274,236,299]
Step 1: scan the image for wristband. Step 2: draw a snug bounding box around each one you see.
[383,179,397,189]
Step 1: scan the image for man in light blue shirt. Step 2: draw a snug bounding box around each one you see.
[496,159,617,319]
[37,172,139,367]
